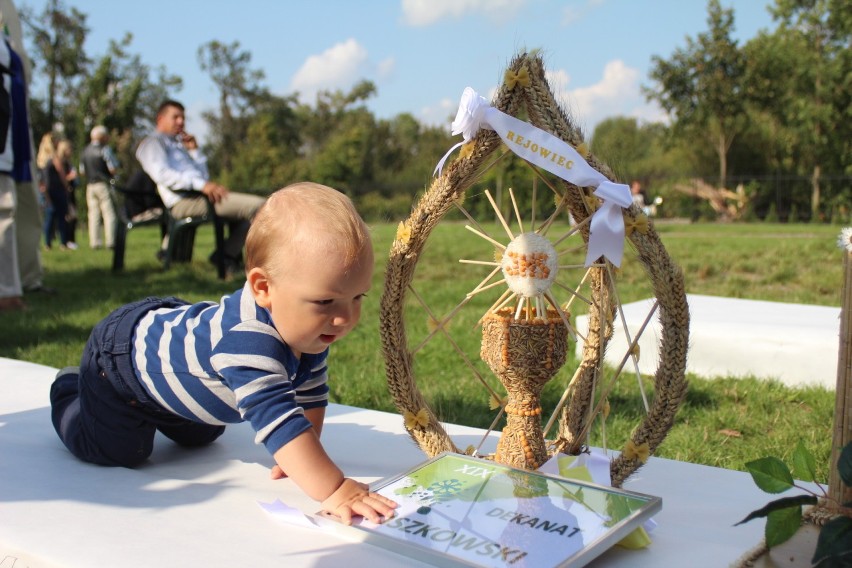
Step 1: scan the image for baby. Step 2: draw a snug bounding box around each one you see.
[50,182,397,524]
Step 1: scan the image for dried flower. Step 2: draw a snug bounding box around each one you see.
[583,193,599,213]
[396,221,411,245]
[404,408,430,430]
[504,66,530,90]
[623,440,650,463]
[838,227,852,253]
[489,394,507,410]
[624,213,650,237]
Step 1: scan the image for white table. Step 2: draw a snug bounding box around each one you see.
[577,295,840,389]
[1,357,794,567]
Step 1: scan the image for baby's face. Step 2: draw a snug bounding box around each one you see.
[262,244,373,359]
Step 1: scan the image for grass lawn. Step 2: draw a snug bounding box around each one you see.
[1,220,844,481]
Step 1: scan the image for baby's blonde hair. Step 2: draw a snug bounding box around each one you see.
[245,182,371,278]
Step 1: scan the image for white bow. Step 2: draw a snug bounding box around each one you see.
[435,88,633,267]
[584,181,633,268]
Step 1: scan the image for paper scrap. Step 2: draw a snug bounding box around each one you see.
[258,499,319,530]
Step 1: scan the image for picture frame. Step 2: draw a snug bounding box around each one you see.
[315,452,662,567]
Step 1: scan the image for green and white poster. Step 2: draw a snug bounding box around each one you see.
[323,453,661,567]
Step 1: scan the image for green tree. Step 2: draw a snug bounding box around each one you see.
[645,0,746,188]
[219,92,302,192]
[197,40,268,173]
[590,117,649,181]
[69,33,182,172]
[744,0,850,219]
[311,107,376,195]
[294,80,378,194]
[21,0,90,136]
[372,112,451,194]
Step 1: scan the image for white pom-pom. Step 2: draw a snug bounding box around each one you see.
[839,227,852,253]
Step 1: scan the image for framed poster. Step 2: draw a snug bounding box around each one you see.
[315,452,661,567]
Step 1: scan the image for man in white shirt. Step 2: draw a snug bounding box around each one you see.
[136,100,265,274]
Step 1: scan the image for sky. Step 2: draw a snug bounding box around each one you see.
[20,0,777,143]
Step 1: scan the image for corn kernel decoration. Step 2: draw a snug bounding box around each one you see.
[502,233,557,299]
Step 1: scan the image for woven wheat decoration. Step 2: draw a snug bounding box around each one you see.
[380,52,690,486]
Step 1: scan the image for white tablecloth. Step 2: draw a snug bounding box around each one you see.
[577,294,840,388]
[1,357,798,567]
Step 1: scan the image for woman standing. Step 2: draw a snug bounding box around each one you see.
[37,134,75,250]
[57,140,79,248]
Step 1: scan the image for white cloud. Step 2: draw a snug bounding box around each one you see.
[571,60,638,111]
[417,97,457,128]
[561,0,605,26]
[545,69,571,93]
[548,60,666,134]
[376,57,396,80]
[401,0,527,26]
[419,58,666,136]
[561,6,582,26]
[290,39,369,102]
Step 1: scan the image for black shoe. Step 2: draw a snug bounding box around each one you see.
[156,249,167,263]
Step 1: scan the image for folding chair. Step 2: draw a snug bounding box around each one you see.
[111,178,226,279]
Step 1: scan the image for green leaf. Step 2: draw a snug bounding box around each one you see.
[812,516,852,566]
[791,440,816,482]
[765,506,803,548]
[746,457,795,494]
[837,442,852,488]
[735,495,817,526]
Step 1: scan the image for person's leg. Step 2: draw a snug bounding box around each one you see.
[211,192,264,262]
[65,189,77,246]
[100,184,118,248]
[170,193,262,269]
[43,203,54,248]
[49,296,189,467]
[49,189,70,247]
[157,421,226,447]
[56,208,70,247]
[0,176,23,302]
[86,183,103,248]
[15,180,45,290]
[168,194,209,219]
[50,347,157,468]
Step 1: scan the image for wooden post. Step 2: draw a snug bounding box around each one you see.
[829,245,852,506]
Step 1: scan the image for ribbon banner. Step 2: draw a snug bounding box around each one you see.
[435,87,632,267]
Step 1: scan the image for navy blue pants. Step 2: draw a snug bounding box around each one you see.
[50,297,226,467]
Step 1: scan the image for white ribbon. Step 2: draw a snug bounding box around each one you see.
[434,87,632,267]
[584,181,634,267]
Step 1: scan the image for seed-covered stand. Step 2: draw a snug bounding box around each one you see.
[481,307,569,469]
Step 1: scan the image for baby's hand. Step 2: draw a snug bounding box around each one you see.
[270,464,288,480]
[321,478,398,525]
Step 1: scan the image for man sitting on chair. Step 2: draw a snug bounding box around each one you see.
[136,99,264,275]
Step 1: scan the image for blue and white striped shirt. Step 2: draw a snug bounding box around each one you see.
[131,282,329,454]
